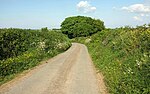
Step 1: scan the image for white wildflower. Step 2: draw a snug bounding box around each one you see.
[127,67,133,74]
[85,38,91,43]
[39,42,45,50]
[136,60,143,68]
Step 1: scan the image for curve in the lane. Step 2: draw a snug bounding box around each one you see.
[0,43,100,94]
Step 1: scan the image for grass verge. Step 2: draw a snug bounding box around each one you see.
[73,26,150,94]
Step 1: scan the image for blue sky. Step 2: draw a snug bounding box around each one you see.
[0,0,150,29]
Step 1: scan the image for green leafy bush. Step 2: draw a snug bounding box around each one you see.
[0,28,40,60]
[0,28,71,84]
[61,16,105,38]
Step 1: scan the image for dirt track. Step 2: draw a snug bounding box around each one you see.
[0,43,107,94]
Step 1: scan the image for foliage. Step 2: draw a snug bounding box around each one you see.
[73,24,150,94]
[0,28,71,84]
[0,28,40,60]
[41,27,49,32]
[61,16,105,38]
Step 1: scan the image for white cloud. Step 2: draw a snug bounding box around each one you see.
[122,4,150,13]
[77,1,96,13]
[122,3,150,21]
[140,14,145,16]
[133,16,143,21]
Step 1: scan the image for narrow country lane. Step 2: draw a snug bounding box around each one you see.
[0,43,103,94]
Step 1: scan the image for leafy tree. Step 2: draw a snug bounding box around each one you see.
[61,16,105,38]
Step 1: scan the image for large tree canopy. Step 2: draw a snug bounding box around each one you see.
[61,16,105,38]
